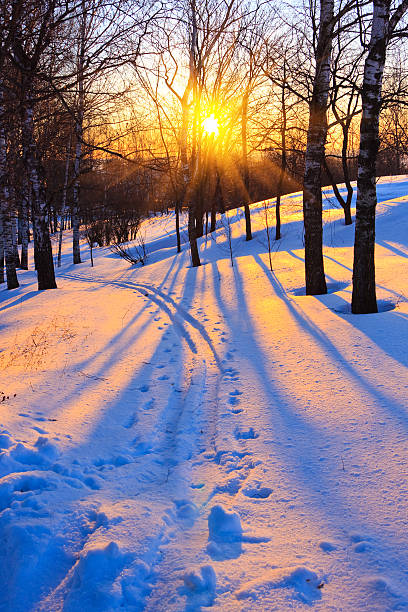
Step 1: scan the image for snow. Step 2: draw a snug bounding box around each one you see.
[0,176,407,610]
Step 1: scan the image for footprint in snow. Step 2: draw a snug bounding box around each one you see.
[174,499,199,526]
[319,541,337,552]
[242,483,272,499]
[139,385,149,393]
[234,427,258,440]
[228,396,240,406]
[132,439,152,456]
[123,412,138,429]
[31,426,48,434]
[191,482,205,489]
[143,398,154,410]
[158,374,169,381]
[223,367,240,380]
[180,566,216,610]
[350,533,374,553]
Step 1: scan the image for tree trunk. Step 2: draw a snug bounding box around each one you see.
[340,122,354,225]
[323,154,353,225]
[0,89,19,289]
[303,0,334,295]
[182,0,200,267]
[195,210,204,238]
[58,135,71,266]
[1,206,19,289]
[72,2,86,265]
[20,180,29,270]
[22,102,56,290]
[241,91,252,241]
[0,215,4,284]
[210,203,216,233]
[11,205,20,268]
[72,126,82,264]
[276,63,287,241]
[352,0,391,314]
[188,205,201,267]
[17,211,22,244]
[175,201,181,253]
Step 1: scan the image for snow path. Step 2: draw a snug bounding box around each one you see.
[0,182,407,610]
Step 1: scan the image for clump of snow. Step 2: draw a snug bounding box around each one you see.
[0,435,60,478]
[208,505,242,543]
[207,505,244,561]
[63,541,130,611]
[235,566,323,603]
[179,565,216,609]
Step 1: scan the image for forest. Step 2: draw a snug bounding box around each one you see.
[1,0,408,610]
[1,0,408,310]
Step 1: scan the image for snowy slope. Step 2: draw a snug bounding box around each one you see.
[0,178,407,611]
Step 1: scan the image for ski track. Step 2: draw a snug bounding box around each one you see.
[61,272,225,371]
[0,266,236,610]
[51,267,273,611]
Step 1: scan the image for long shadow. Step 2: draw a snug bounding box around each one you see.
[322,253,407,301]
[56,257,198,461]
[79,257,223,373]
[209,260,379,546]
[0,290,39,312]
[289,250,407,303]
[214,257,408,575]
[60,315,187,477]
[55,247,220,424]
[377,239,408,260]
[313,290,408,369]
[254,253,408,428]
[56,253,224,503]
[43,254,189,416]
[0,254,203,610]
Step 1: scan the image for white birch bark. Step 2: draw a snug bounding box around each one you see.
[72,0,87,265]
[58,135,72,267]
[22,102,56,290]
[20,174,30,270]
[0,213,4,284]
[0,86,18,289]
[352,0,408,313]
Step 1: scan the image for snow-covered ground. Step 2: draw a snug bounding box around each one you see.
[0,177,407,611]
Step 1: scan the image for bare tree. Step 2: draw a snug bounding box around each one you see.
[352,0,408,313]
[303,0,335,296]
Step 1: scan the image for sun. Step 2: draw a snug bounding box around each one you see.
[202,114,219,137]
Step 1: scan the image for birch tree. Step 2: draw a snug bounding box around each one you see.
[0,0,25,289]
[352,0,408,313]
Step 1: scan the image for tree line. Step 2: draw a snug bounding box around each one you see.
[1,0,408,313]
